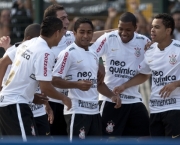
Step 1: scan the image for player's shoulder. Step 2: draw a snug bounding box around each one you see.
[135,33,149,41]
[106,30,119,39]
[145,43,157,56]
[172,39,180,49]
[59,42,76,56]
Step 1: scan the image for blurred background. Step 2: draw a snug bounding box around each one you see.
[0,0,180,112]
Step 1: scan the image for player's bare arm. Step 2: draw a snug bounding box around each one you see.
[97,64,105,85]
[97,82,121,108]
[39,81,72,110]
[159,81,180,99]
[52,77,92,91]
[113,73,150,95]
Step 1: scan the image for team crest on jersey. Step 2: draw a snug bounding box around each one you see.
[169,54,177,65]
[79,127,85,139]
[134,48,141,57]
[106,121,115,133]
[31,125,36,136]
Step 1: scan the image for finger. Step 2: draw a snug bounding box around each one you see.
[114,97,121,108]
[163,91,171,99]
[159,87,165,95]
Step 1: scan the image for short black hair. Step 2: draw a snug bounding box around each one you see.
[119,12,137,27]
[44,4,64,19]
[40,16,63,37]
[74,18,94,32]
[154,13,175,35]
[24,23,40,39]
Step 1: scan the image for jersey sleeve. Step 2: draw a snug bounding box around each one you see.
[6,47,16,62]
[138,59,151,74]
[90,33,108,57]
[52,50,72,79]
[34,51,55,81]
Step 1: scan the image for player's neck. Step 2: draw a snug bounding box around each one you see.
[157,38,172,51]
[75,42,89,51]
[40,36,53,48]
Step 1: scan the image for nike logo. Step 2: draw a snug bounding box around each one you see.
[77,60,83,63]
[46,132,50,135]
[148,60,153,63]
[172,134,180,138]
[111,49,118,51]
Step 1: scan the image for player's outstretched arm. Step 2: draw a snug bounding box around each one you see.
[159,81,180,99]
[52,77,92,91]
[98,82,121,109]
[113,73,150,95]
[39,81,72,110]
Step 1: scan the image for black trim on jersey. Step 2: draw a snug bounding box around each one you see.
[136,36,145,40]
[69,47,75,51]
[15,42,22,47]
[109,34,117,38]
[173,43,180,47]
[65,34,71,37]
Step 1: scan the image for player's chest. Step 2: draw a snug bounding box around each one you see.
[72,52,98,70]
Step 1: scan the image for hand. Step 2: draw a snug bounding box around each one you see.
[62,96,72,110]
[45,102,54,124]
[111,95,121,108]
[159,82,178,99]
[77,80,92,91]
[0,36,11,51]
[108,7,118,18]
[144,40,154,51]
[97,64,105,85]
[113,85,126,95]
[33,93,49,104]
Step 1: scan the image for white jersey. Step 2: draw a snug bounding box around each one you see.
[2,45,16,87]
[0,37,54,107]
[53,42,99,115]
[91,30,149,104]
[48,31,75,104]
[4,43,46,117]
[139,40,180,113]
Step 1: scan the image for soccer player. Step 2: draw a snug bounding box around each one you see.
[43,4,106,136]
[91,12,150,137]
[113,13,180,138]
[0,16,71,141]
[52,18,121,141]
[0,24,54,136]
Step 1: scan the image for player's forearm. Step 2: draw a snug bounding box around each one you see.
[39,81,67,101]
[123,73,150,89]
[52,76,79,89]
[172,80,180,88]
[97,82,114,99]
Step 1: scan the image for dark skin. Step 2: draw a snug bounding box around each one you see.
[52,23,121,108]
[118,21,136,43]
[114,18,180,99]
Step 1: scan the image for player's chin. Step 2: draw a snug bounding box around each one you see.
[81,41,90,46]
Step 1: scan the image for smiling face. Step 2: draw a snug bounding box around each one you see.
[74,23,93,50]
[118,21,136,43]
